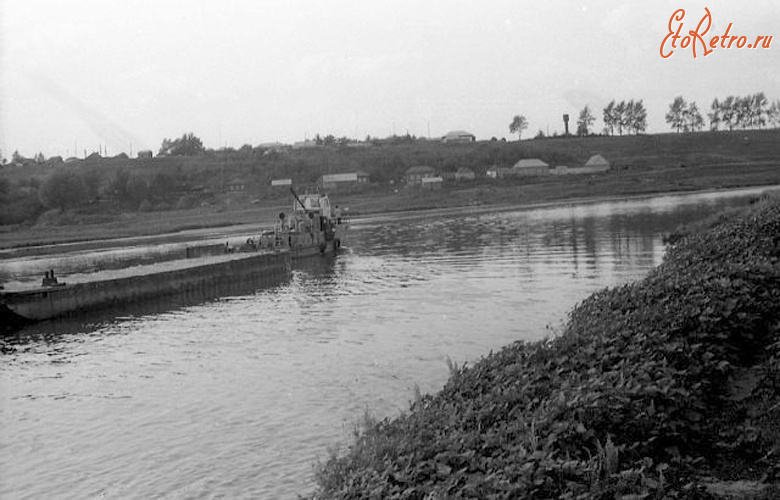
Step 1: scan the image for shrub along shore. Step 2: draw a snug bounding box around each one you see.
[309,195,780,499]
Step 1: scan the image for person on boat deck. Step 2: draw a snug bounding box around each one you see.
[275,213,287,232]
[294,213,304,231]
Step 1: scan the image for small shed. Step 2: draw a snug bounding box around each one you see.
[355,170,370,183]
[455,167,476,181]
[583,154,610,172]
[486,165,502,179]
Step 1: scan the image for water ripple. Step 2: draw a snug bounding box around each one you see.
[1,188,772,499]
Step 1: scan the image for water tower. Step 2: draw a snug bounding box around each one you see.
[563,114,570,136]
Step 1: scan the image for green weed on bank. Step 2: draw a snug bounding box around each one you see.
[309,195,780,499]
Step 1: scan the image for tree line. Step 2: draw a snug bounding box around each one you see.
[510,92,778,138]
[510,99,649,139]
[665,93,780,133]
[707,93,779,131]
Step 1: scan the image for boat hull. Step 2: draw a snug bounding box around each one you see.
[0,250,291,324]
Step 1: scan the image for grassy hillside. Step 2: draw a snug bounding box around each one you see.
[0,129,778,249]
[309,193,780,499]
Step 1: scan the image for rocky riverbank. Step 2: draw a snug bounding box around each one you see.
[309,194,780,498]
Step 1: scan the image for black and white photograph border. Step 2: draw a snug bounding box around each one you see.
[1,1,779,498]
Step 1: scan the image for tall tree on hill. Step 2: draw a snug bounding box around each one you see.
[686,101,704,132]
[614,101,627,135]
[628,100,648,134]
[602,100,616,136]
[768,99,780,129]
[720,96,736,130]
[665,96,687,133]
[708,98,721,131]
[159,133,205,156]
[752,92,768,129]
[735,96,751,129]
[509,115,528,140]
[576,105,595,136]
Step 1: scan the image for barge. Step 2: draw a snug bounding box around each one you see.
[0,249,291,325]
[0,190,342,328]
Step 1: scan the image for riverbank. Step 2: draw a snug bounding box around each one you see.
[309,194,780,498]
[2,163,779,256]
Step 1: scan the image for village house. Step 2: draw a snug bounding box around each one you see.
[45,156,64,167]
[258,142,288,154]
[455,167,476,181]
[582,154,610,172]
[551,155,610,175]
[405,165,437,185]
[292,139,317,149]
[224,177,245,193]
[137,150,153,160]
[511,158,550,176]
[271,178,293,187]
[441,130,476,144]
[439,170,457,182]
[420,176,444,190]
[318,171,370,189]
[486,165,507,179]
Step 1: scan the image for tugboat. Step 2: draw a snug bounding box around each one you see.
[246,189,347,259]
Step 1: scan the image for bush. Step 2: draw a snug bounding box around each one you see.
[0,194,43,225]
[175,194,197,210]
[38,169,86,210]
[138,199,153,212]
[311,196,780,499]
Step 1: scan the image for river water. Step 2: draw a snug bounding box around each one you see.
[0,188,774,499]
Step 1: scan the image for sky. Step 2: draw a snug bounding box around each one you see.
[1,0,779,158]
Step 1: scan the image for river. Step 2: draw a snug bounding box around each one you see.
[0,187,774,499]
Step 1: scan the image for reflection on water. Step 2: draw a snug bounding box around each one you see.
[0,187,775,499]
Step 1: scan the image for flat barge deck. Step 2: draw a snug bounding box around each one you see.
[0,250,291,324]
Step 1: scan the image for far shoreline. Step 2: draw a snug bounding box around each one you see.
[355,183,780,225]
[1,182,779,259]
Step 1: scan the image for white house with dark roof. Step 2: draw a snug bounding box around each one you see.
[441,130,476,143]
